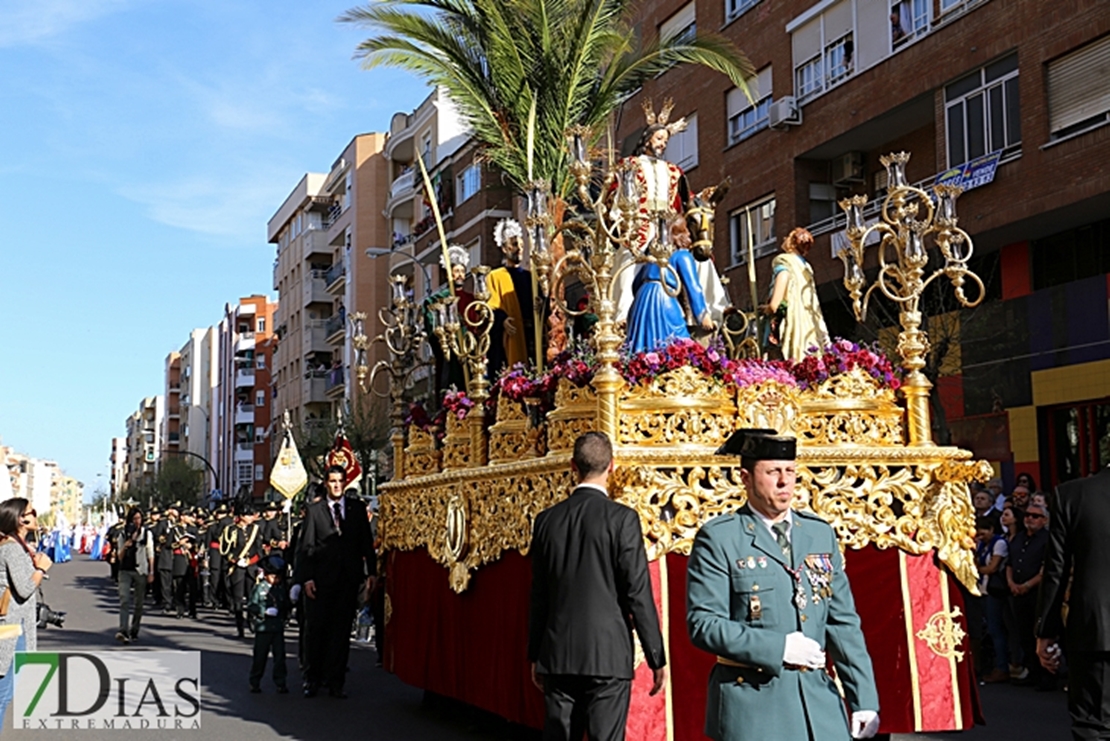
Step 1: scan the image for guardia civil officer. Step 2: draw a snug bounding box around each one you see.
[687,429,880,741]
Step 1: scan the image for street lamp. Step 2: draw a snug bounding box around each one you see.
[365,247,435,298]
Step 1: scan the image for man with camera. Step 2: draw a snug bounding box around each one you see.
[115,507,154,643]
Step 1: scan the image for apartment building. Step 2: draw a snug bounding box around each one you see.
[178,327,219,492]
[623,0,1110,488]
[123,395,163,493]
[109,436,127,497]
[214,296,277,500]
[320,134,394,409]
[383,87,514,300]
[269,174,335,437]
[162,352,182,459]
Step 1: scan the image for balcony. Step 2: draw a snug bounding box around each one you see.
[326,367,345,396]
[304,228,330,258]
[167,432,181,444]
[234,405,254,426]
[234,442,254,461]
[305,376,329,404]
[235,368,255,388]
[234,331,255,354]
[325,262,346,292]
[325,313,346,342]
[304,276,330,306]
[304,323,331,353]
[387,170,417,220]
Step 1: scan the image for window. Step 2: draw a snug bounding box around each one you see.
[825,34,853,85]
[663,113,698,171]
[796,56,823,101]
[726,0,760,23]
[945,53,1020,167]
[237,461,253,483]
[1047,35,1110,140]
[255,390,265,407]
[791,1,853,102]
[728,67,772,144]
[660,1,696,44]
[421,132,432,164]
[256,318,266,333]
[254,464,264,482]
[729,195,776,264]
[456,163,481,204]
[256,354,266,370]
[891,0,929,48]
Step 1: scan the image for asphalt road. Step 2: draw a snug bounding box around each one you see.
[4,557,1072,740]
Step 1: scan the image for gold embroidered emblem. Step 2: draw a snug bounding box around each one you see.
[916,608,967,661]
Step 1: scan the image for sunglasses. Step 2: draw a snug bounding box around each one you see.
[1024,513,1044,519]
[20,510,36,519]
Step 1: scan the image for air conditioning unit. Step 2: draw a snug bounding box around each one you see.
[768,96,801,129]
[833,151,865,185]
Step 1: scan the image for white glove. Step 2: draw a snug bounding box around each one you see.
[850,710,880,739]
[237,558,248,568]
[289,584,302,602]
[782,632,825,669]
[264,607,279,617]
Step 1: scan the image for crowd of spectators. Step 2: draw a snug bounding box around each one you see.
[965,473,1058,691]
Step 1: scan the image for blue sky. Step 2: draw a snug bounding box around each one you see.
[0,0,429,498]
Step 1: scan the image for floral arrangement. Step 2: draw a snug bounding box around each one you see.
[786,338,902,391]
[441,387,475,420]
[619,338,798,390]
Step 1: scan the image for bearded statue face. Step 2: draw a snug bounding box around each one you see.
[646,128,670,158]
[502,235,523,265]
[451,263,467,285]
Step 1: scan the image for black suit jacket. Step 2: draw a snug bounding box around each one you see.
[528,485,666,678]
[296,496,375,592]
[1036,467,1110,651]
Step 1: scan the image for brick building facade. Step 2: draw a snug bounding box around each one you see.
[621,0,1110,488]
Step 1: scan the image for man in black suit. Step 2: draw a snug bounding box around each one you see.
[297,465,376,699]
[1036,466,1110,739]
[528,432,667,741]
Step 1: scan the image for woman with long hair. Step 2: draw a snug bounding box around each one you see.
[762,227,830,361]
[999,503,1026,680]
[0,498,51,725]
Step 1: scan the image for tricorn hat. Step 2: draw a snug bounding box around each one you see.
[716,428,797,461]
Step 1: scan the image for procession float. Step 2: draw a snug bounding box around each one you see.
[341,2,991,736]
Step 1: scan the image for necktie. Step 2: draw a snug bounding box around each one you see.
[332,502,343,533]
[772,521,791,560]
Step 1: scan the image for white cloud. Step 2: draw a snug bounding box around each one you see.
[118,174,286,242]
[0,0,132,47]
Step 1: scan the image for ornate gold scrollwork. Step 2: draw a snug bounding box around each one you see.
[916,608,968,661]
[619,366,738,447]
[404,427,442,479]
[441,414,472,470]
[387,368,987,594]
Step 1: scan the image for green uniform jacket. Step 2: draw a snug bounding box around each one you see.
[687,505,879,741]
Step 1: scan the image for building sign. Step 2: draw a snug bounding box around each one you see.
[934,150,1003,192]
[14,651,201,731]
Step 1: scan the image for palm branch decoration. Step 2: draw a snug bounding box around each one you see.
[340,0,754,196]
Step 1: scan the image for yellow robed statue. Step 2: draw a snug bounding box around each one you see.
[764,227,829,361]
[487,219,537,374]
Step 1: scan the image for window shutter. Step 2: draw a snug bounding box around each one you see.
[824,0,853,41]
[792,17,822,65]
[660,1,696,41]
[1048,35,1110,133]
[855,0,889,71]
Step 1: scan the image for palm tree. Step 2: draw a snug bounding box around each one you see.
[339,0,754,196]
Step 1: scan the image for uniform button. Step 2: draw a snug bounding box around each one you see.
[800,614,808,622]
[752,584,760,592]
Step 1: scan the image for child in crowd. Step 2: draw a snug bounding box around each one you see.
[248,555,290,693]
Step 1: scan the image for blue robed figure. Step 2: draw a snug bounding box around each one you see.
[625,248,712,354]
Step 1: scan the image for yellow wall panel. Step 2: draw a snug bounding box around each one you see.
[1032,359,1110,407]
[1008,405,1039,463]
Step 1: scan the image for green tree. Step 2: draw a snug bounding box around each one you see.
[151,457,204,508]
[340,0,754,195]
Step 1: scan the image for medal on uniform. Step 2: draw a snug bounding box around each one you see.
[747,556,756,569]
[735,558,747,570]
[757,557,767,569]
[784,564,806,610]
[804,554,834,602]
